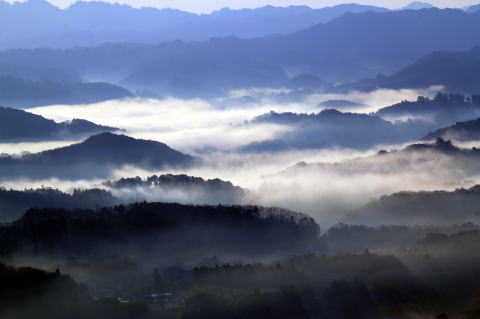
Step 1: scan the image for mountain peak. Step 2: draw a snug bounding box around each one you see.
[17,0,57,9]
[82,132,140,146]
[401,2,434,10]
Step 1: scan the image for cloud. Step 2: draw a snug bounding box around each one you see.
[26,87,442,153]
[28,97,304,154]
[0,140,74,155]
[12,94,480,227]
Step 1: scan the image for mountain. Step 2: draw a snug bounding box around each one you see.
[466,4,480,13]
[348,185,480,226]
[401,2,434,10]
[423,117,480,141]
[285,8,480,78]
[0,133,195,180]
[242,109,417,152]
[0,1,388,49]
[2,8,480,96]
[345,47,480,93]
[0,76,134,107]
[0,106,121,142]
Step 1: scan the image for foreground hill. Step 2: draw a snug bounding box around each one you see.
[0,202,319,262]
[0,76,133,107]
[0,133,195,179]
[0,262,147,318]
[0,106,121,142]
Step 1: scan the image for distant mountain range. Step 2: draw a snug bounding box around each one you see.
[0,133,195,180]
[0,0,388,49]
[345,47,480,93]
[0,76,133,107]
[0,106,121,142]
[2,8,480,98]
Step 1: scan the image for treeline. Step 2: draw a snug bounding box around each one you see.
[0,202,320,262]
[105,174,247,205]
[106,174,244,195]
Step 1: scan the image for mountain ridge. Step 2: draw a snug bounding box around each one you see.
[0,106,122,142]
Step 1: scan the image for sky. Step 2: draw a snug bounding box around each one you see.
[3,0,479,12]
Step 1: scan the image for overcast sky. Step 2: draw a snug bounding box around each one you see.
[3,0,479,12]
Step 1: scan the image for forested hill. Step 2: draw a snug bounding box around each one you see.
[0,106,121,142]
[0,202,320,261]
[0,133,195,180]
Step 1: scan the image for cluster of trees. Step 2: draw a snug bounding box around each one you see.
[0,202,320,261]
[105,174,247,205]
[107,174,243,193]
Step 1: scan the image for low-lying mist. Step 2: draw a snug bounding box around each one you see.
[25,87,441,152]
[0,88,475,227]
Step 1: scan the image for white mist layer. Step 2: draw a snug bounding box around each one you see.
[3,90,477,226]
